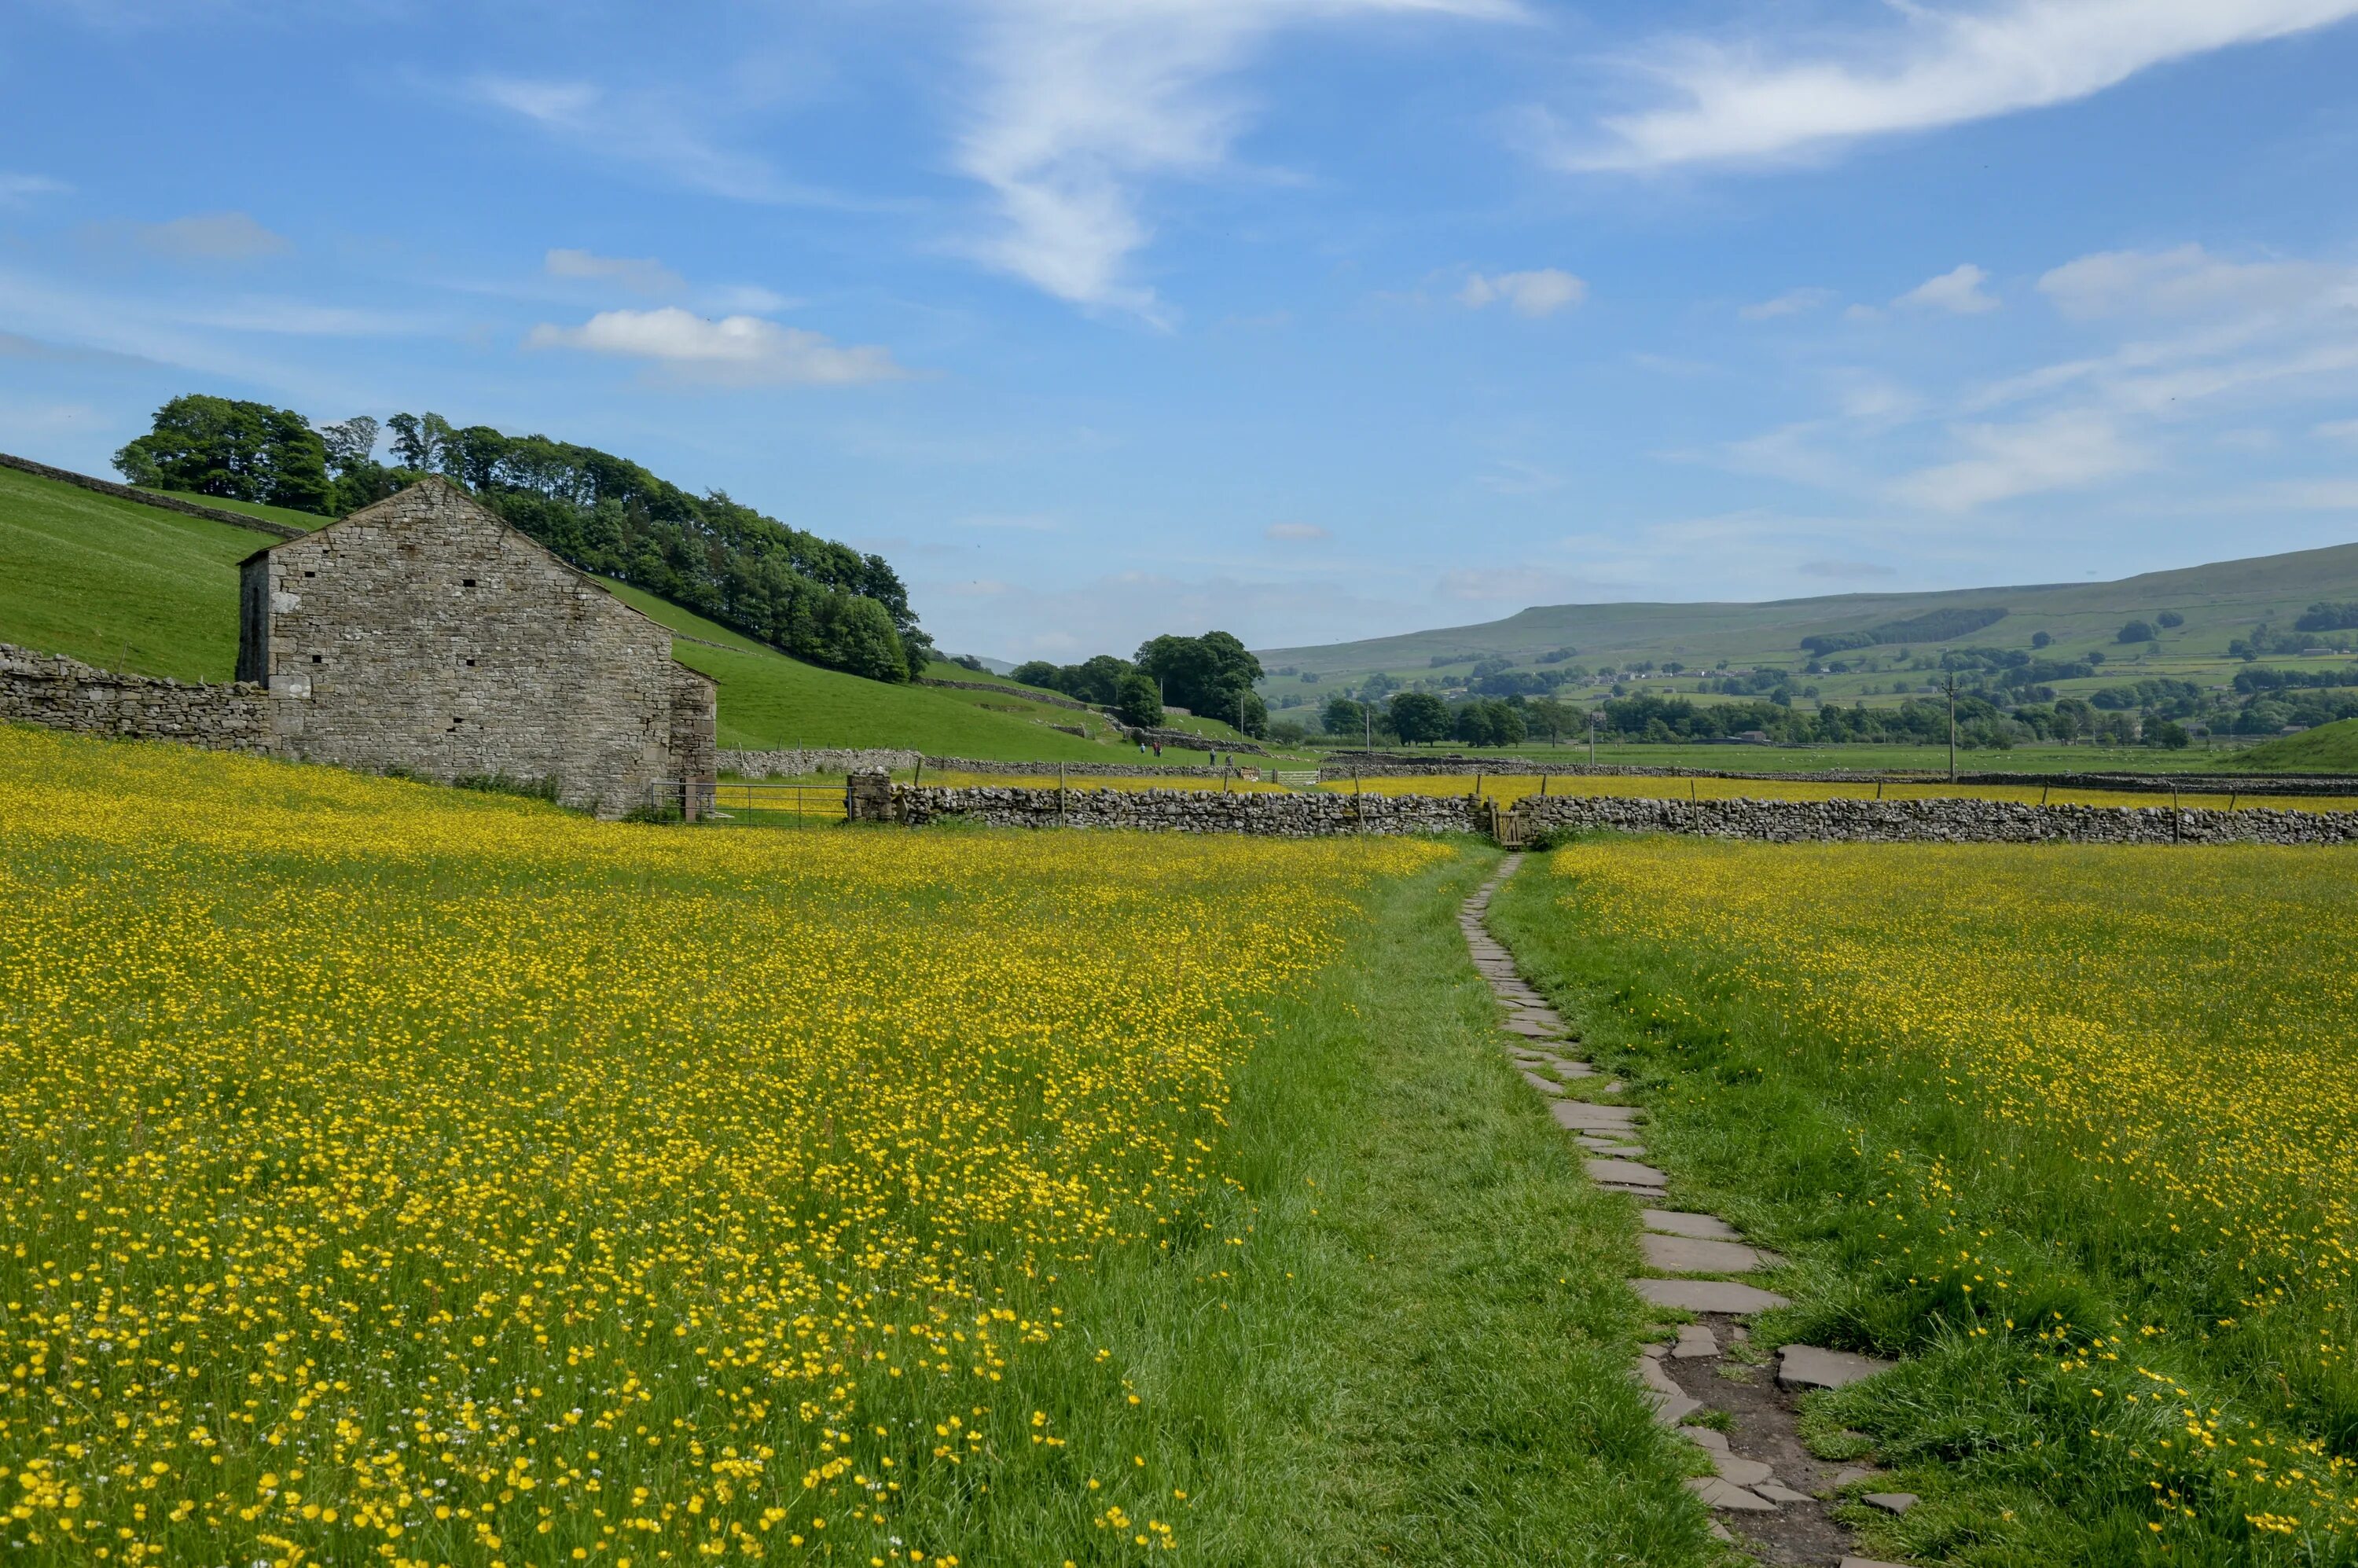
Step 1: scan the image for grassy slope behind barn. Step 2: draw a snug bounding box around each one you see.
[0,461,1140,763]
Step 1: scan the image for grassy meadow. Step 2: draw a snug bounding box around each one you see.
[1493,836,2358,1564]
[0,725,1710,1566]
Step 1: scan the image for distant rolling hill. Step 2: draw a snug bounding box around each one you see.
[1260,542,2358,685]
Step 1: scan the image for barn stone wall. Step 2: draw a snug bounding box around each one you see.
[240,479,708,817]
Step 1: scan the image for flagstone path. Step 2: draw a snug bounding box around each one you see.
[1461,857,1908,1568]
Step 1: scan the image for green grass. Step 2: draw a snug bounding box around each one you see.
[0,726,1711,1563]
[0,463,265,680]
[1492,837,2358,1566]
[598,579,1135,760]
[1308,739,2268,774]
[134,487,332,531]
[2230,717,2358,773]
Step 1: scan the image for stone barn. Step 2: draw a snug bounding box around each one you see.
[236,477,716,817]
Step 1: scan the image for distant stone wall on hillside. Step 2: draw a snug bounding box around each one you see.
[1,642,276,751]
[0,451,307,540]
[1315,751,2358,796]
[723,747,922,777]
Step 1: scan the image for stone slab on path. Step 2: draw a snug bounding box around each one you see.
[1504,1014,1567,1037]
[1779,1345,1896,1391]
[1864,1493,1919,1515]
[1673,1324,1718,1358]
[1640,1233,1783,1275]
[1629,1277,1792,1314]
[1644,1209,1741,1241]
[1552,1100,1641,1133]
[1842,1559,1915,1568]
[1713,1454,1774,1488]
[1686,1477,1775,1512]
[1519,1070,1566,1097]
[1585,1158,1668,1188]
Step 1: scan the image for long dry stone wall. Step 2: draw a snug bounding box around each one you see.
[0,451,307,540]
[870,775,2358,845]
[2,642,274,751]
[891,783,1475,835]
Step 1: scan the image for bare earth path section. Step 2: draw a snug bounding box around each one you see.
[1460,858,1905,1568]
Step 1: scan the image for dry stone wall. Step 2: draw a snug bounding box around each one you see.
[0,451,306,540]
[1317,750,2358,798]
[2,642,274,751]
[1515,792,2358,846]
[888,784,1476,835]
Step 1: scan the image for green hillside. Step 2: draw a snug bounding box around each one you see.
[136,488,332,531]
[1262,542,2358,684]
[597,582,1119,760]
[2228,718,2358,773]
[0,461,1129,762]
[0,463,265,680]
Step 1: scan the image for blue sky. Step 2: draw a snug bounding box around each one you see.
[5,1,2358,662]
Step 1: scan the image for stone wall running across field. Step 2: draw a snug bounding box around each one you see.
[2,641,275,751]
[858,773,2358,846]
[0,450,307,540]
[1515,792,2358,846]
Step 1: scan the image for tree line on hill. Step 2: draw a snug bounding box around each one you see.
[112,395,930,683]
[1010,633,1267,736]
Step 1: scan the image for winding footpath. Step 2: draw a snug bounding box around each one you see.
[1462,857,1910,1568]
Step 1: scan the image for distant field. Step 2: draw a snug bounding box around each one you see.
[1328,771,2358,813]
[925,769,1291,794]
[2231,716,2358,773]
[1307,740,2288,774]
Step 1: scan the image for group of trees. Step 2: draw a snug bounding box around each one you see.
[113,395,930,683]
[1010,631,1268,736]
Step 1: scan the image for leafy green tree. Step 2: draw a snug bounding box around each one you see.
[112,394,332,513]
[1320,695,1367,737]
[318,416,380,473]
[1133,631,1264,717]
[1388,691,1451,745]
[1114,670,1164,728]
[1011,661,1061,690]
[2157,611,2185,629]
[2118,619,2157,644]
[2031,630,2053,648]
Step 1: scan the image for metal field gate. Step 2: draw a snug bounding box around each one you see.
[648,780,849,824]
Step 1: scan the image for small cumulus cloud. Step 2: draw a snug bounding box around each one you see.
[1797,559,1896,580]
[0,173,68,204]
[1461,268,1586,317]
[1896,263,1998,314]
[1740,287,1834,321]
[136,211,291,263]
[545,248,686,296]
[525,307,908,386]
[1890,409,2145,511]
[1264,521,1331,542]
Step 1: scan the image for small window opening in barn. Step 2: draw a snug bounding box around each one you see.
[462,578,477,587]
[303,570,316,578]
[466,659,476,666]
[310,655,322,664]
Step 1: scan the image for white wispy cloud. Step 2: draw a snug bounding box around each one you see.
[1890,409,2148,510]
[955,0,1519,318]
[545,248,687,296]
[136,211,290,263]
[0,173,69,204]
[1460,267,1586,317]
[467,75,825,204]
[1570,0,2358,171]
[1896,263,1998,314]
[2316,418,2358,445]
[1265,521,1331,541]
[525,306,908,386]
[1740,287,1834,321]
